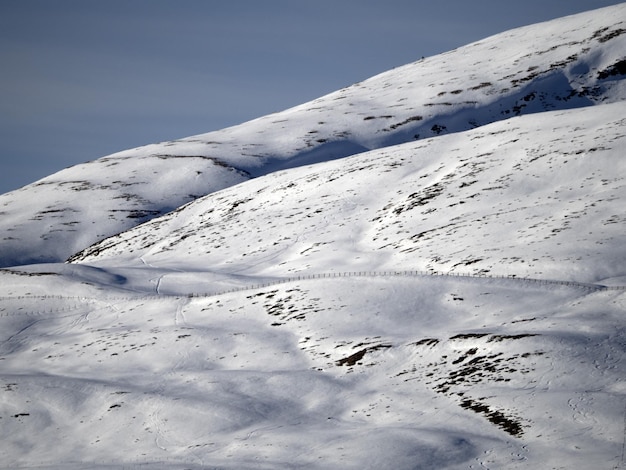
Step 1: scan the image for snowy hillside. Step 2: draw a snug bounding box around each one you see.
[1,264,624,469]
[1,3,626,267]
[69,103,626,284]
[1,4,626,470]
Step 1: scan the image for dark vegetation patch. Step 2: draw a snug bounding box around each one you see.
[511,317,536,324]
[487,334,537,342]
[431,124,447,135]
[38,208,79,215]
[227,198,253,213]
[392,183,445,215]
[593,27,626,43]
[61,180,94,191]
[126,210,162,219]
[449,333,489,340]
[407,224,455,242]
[363,115,392,121]
[460,398,523,436]
[400,334,543,437]
[30,207,81,222]
[251,289,325,323]
[510,71,541,87]
[451,347,478,364]
[597,59,626,79]
[388,115,423,130]
[410,338,439,347]
[155,154,226,164]
[431,351,513,394]
[336,344,392,366]
[452,258,483,269]
[470,82,492,90]
[549,54,578,70]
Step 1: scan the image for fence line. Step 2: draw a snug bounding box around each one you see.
[1,270,623,314]
[187,270,624,298]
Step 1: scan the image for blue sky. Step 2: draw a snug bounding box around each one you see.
[0,0,620,194]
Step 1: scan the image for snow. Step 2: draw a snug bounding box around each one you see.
[1,3,626,268]
[1,269,625,468]
[1,4,626,469]
[71,103,626,284]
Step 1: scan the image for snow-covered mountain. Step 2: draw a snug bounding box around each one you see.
[1,3,626,268]
[68,102,626,285]
[1,4,626,469]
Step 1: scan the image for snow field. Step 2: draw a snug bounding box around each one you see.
[1,271,624,469]
[1,4,626,468]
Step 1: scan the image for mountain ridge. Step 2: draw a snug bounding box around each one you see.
[1,3,625,267]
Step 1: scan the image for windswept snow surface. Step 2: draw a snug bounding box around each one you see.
[0,266,625,469]
[1,3,626,267]
[71,103,626,284]
[1,4,626,469]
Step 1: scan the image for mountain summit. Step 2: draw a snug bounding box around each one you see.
[1,5,626,469]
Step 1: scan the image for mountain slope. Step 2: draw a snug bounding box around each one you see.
[1,3,626,267]
[1,263,624,469]
[71,102,626,284]
[1,5,626,469]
